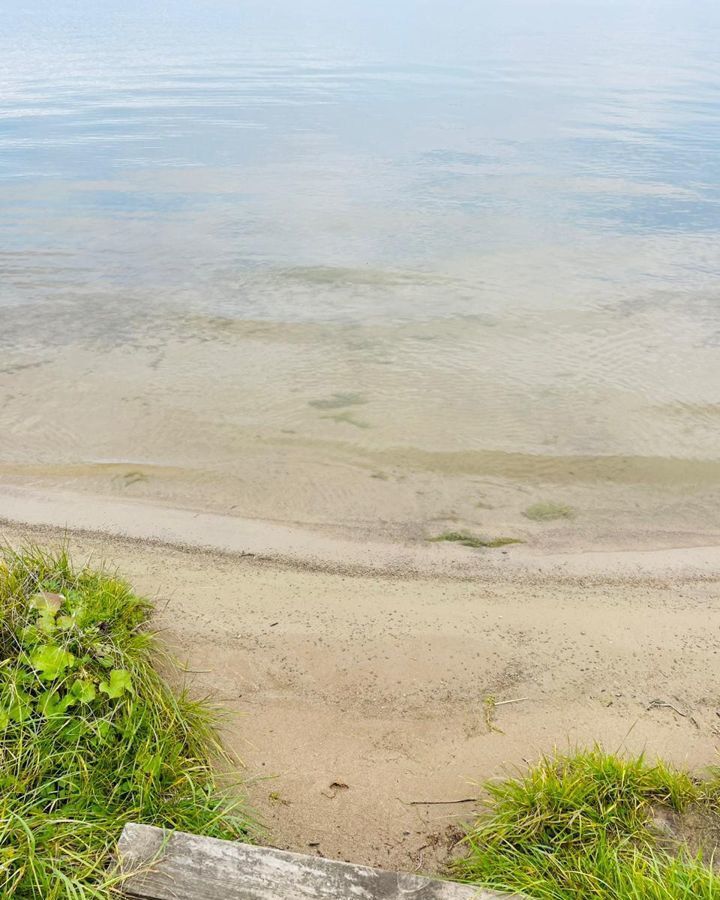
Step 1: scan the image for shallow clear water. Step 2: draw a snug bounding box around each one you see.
[1,0,720,532]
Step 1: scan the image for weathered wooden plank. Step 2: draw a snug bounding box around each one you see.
[118,823,521,900]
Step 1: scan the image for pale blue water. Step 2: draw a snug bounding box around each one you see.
[1,0,719,496]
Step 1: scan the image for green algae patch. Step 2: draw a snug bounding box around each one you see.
[117,470,148,487]
[309,392,367,410]
[429,531,523,549]
[523,500,575,522]
[321,411,371,428]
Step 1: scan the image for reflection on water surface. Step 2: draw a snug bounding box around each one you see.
[1,0,719,537]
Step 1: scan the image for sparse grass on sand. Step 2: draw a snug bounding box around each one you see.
[0,547,252,899]
[429,531,523,549]
[455,748,720,899]
[523,501,574,522]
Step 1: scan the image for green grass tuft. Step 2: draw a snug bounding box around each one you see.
[523,501,575,522]
[0,546,252,899]
[455,748,719,898]
[429,532,523,549]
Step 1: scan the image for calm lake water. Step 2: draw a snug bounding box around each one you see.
[1,0,720,539]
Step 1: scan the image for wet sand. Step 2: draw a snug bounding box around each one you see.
[2,493,719,872]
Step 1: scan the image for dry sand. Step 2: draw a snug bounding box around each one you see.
[1,491,719,873]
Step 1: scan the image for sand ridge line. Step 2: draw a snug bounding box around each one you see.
[1,483,719,582]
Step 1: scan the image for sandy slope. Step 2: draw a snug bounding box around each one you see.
[1,499,719,872]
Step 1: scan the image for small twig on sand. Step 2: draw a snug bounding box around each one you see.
[647,699,699,728]
[493,697,529,707]
[399,797,478,806]
[648,699,687,717]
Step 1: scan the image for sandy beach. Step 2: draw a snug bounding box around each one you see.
[2,489,719,872]
[4,4,720,896]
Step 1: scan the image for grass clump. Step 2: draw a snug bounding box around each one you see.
[455,748,719,899]
[429,532,523,549]
[0,546,251,899]
[523,501,574,522]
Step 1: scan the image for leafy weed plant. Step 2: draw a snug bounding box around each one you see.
[0,546,251,899]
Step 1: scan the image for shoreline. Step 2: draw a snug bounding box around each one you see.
[1,482,720,579]
[1,491,719,871]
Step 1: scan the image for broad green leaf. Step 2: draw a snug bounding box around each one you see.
[37,609,57,635]
[70,679,97,704]
[29,592,64,613]
[139,751,162,778]
[62,718,91,743]
[11,668,34,687]
[20,624,42,647]
[0,708,8,729]
[37,689,74,717]
[95,719,112,741]
[30,644,76,681]
[99,669,132,699]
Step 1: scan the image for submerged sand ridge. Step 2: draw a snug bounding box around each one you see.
[0,455,719,573]
[2,319,720,555]
[1,505,719,872]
